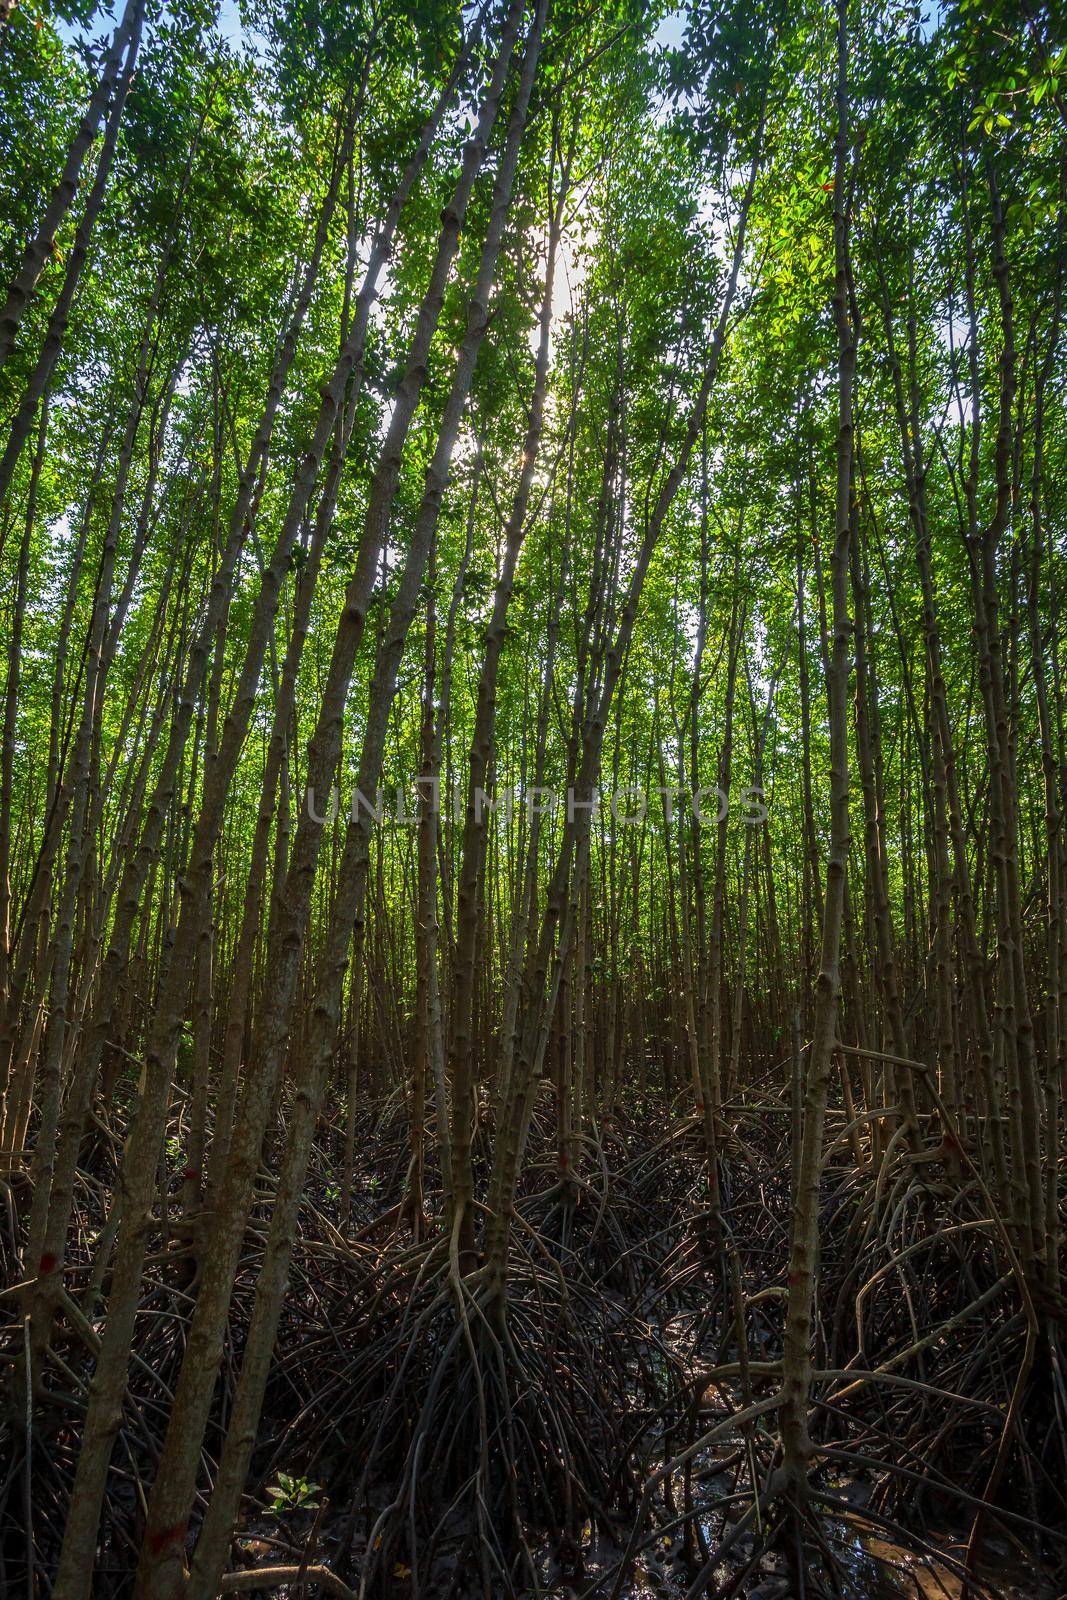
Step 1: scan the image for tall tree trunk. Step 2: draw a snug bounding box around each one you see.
[778,0,854,1502]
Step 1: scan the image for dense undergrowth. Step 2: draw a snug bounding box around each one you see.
[4,1073,1062,1599]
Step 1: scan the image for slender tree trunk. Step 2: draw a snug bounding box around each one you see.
[778,0,854,1501]
[0,0,145,371]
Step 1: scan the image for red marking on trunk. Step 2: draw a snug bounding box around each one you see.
[147,1523,187,1556]
[38,1253,57,1275]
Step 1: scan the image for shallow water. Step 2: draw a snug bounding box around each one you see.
[523,1498,1057,1600]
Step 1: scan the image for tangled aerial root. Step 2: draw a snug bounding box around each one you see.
[295,1209,688,1600]
[599,1386,1042,1600]
[6,1091,1064,1599]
